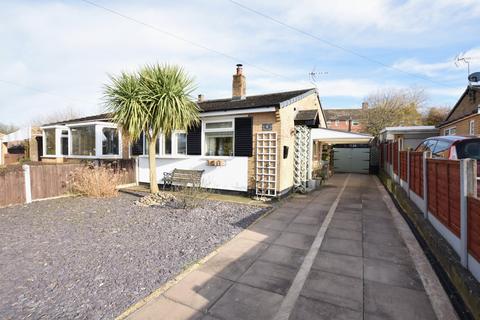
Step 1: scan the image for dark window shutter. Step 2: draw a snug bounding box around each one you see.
[187,122,202,155]
[234,117,253,157]
[131,131,144,156]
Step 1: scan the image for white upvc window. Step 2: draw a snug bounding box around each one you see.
[67,122,122,158]
[203,119,234,157]
[335,120,339,126]
[470,120,475,135]
[134,131,187,157]
[42,125,68,157]
[444,127,456,136]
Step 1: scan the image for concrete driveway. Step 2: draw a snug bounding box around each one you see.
[121,174,457,320]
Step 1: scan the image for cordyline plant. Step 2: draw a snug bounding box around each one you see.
[104,64,200,193]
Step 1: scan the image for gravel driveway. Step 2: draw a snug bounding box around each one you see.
[0,192,265,319]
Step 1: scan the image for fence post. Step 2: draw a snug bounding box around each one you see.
[397,143,401,184]
[406,150,411,199]
[22,164,32,203]
[460,159,476,267]
[422,151,431,219]
[390,143,394,178]
[135,157,139,186]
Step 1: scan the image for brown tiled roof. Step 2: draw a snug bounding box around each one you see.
[197,88,315,112]
[42,89,317,126]
[324,108,364,121]
[439,85,480,126]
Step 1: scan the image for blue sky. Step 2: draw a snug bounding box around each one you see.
[1,0,480,125]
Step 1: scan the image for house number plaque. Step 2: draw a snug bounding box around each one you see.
[262,123,273,131]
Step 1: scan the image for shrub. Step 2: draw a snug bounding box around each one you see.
[68,164,125,198]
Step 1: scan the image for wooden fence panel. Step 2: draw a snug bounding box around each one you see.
[468,196,480,261]
[0,166,26,207]
[380,143,384,169]
[393,142,399,175]
[427,159,461,236]
[399,151,408,181]
[409,152,423,198]
[30,163,82,200]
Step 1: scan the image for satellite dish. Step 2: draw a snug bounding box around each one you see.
[469,72,480,83]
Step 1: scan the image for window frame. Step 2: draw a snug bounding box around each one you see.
[202,118,235,157]
[444,126,456,136]
[470,120,475,135]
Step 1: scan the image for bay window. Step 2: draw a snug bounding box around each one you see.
[102,127,119,155]
[71,125,96,156]
[204,121,234,156]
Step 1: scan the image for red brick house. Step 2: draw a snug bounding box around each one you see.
[324,102,368,133]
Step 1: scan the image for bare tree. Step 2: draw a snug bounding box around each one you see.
[0,123,19,134]
[422,106,450,126]
[363,88,426,136]
[31,106,84,126]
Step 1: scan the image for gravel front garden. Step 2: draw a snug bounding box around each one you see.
[0,192,265,319]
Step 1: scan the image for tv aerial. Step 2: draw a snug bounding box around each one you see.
[309,67,328,86]
[455,53,480,84]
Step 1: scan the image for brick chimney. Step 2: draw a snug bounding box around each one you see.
[362,101,369,110]
[232,64,246,100]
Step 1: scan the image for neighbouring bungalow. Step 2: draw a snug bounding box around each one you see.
[438,85,480,136]
[41,65,342,196]
[0,126,42,165]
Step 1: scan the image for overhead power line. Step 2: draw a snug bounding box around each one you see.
[78,0,300,83]
[0,79,94,105]
[227,0,450,88]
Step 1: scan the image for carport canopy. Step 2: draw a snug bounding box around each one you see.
[311,128,373,144]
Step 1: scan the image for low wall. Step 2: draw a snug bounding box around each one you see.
[138,156,249,192]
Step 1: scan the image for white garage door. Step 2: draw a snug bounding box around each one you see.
[333,144,370,174]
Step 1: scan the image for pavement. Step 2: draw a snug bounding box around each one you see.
[122,174,457,320]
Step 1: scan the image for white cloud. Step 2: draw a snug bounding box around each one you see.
[392,47,480,79]
[0,0,477,124]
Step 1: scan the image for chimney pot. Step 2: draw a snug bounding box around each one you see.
[197,94,204,102]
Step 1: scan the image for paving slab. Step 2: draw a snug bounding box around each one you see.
[363,241,413,266]
[285,222,319,236]
[312,251,363,279]
[128,296,202,320]
[236,227,281,244]
[301,269,363,311]
[321,236,363,257]
[290,296,362,320]
[163,270,233,312]
[237,260,297,295]
[326,226,362,241]
[208,283,283,320]
[199,253,256,281]
[364,257,424,291]
[274,232,315,250]
[258,244,307,269]
[364,280,437,320]
[363,229,405,247]
[252,217,290,231]
[329,218,363,232]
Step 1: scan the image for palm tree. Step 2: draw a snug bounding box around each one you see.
[104,64,199,193]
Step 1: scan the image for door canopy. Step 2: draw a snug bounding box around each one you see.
[311,128,372,144]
